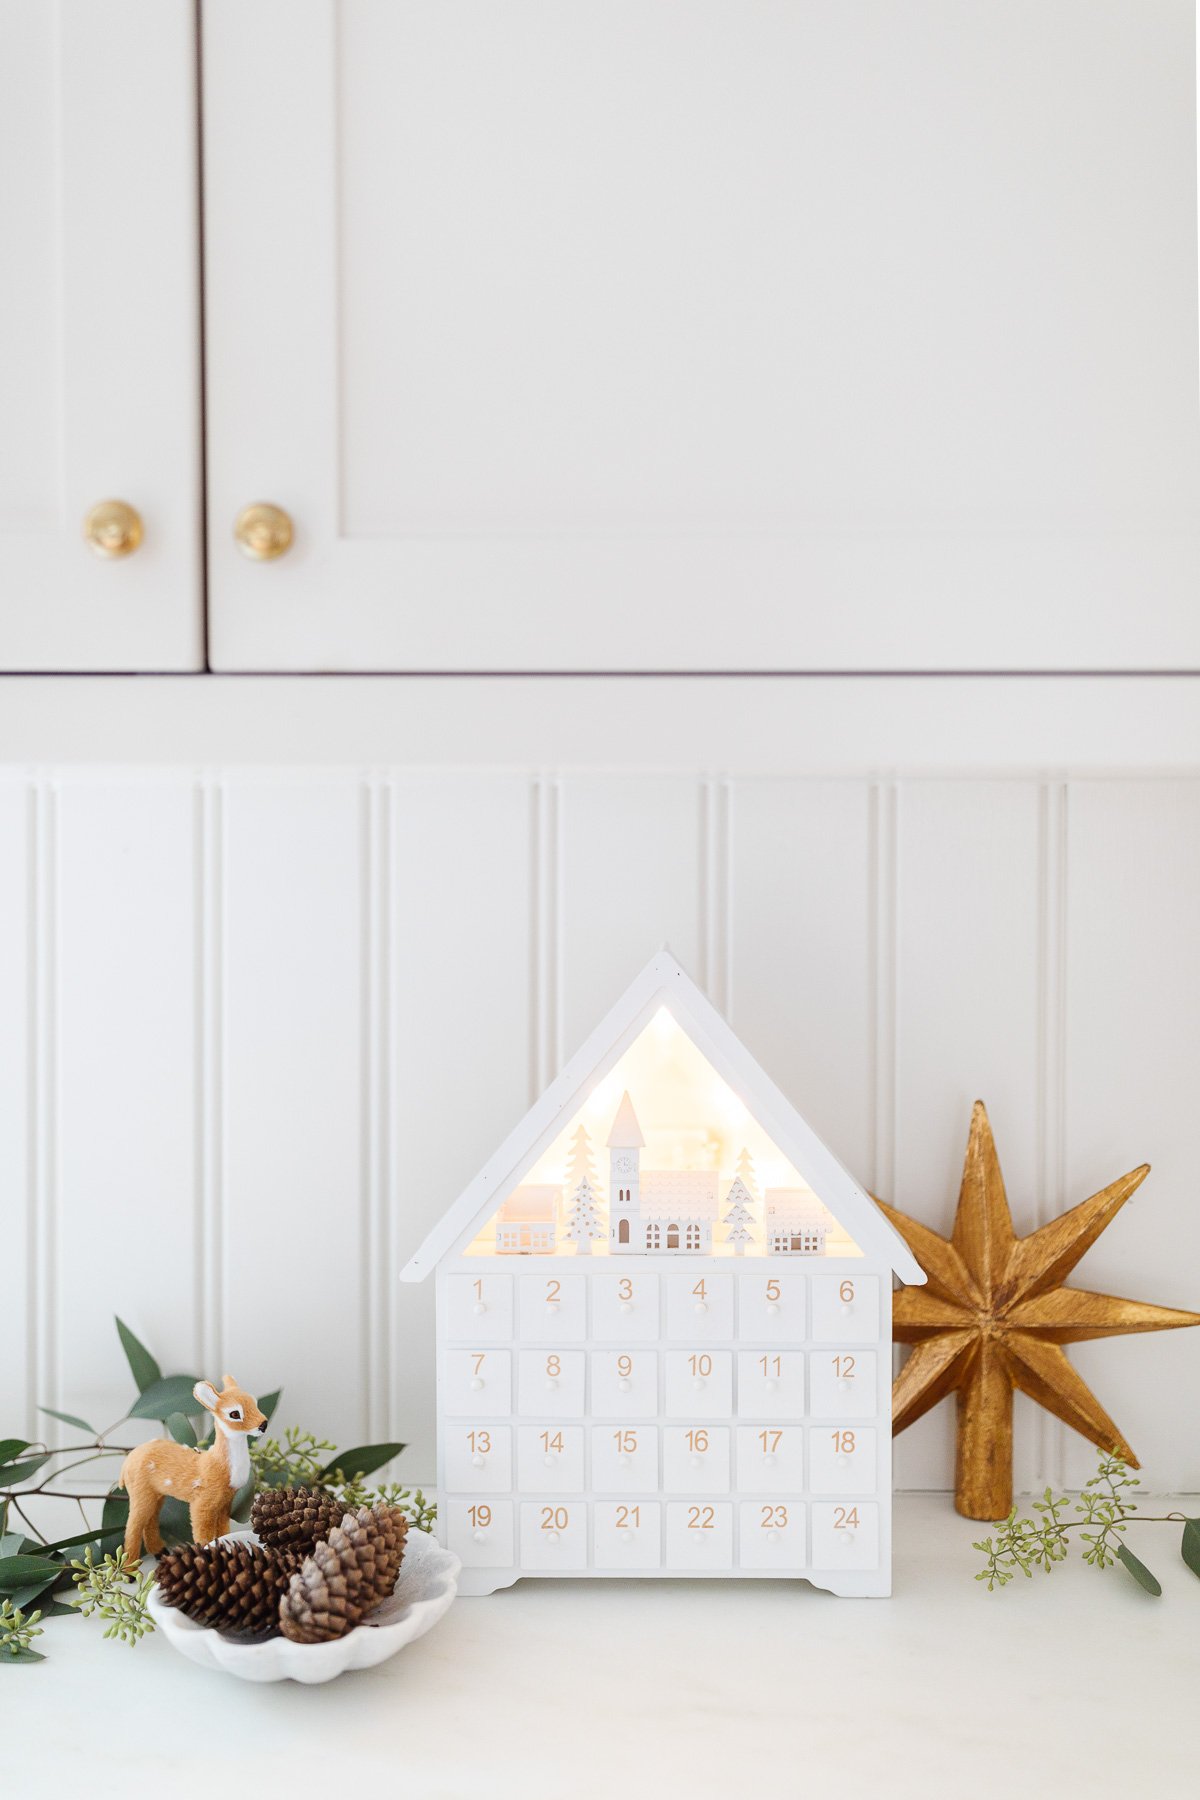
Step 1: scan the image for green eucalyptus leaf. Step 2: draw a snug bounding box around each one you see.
[158,1497,194,1546]
[37,1526,124,1558]
[39,1599,80,1620]
[319,1442,406,1482]
[115,1317,162,1396]
[257,1389,282,1424]
[3,1646,45,1664]
[127,1376,202,1422]
[0,1556,61,1592]
[1116,1542,1162,1596]
[166,1413,196,1447]
[8,1578,58,1611]
[230,1478,255,1524]
[0,1453,52,1485]
[0,1534,27,1558]
[38,1407,97,1435]
[100,1492,129,1534]
[0,1441,29,1466]
[1180,1518,1200,1580]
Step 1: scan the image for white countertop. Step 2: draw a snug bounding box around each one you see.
[8,1494,1197,1800]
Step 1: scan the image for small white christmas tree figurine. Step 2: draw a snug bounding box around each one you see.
[565,1174,605,1255]
[566,1124,602,1201]
[735,1146,759,1200]
[722,1176,755,1255]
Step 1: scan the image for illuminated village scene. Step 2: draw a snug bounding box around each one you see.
[469,1008,862,1260]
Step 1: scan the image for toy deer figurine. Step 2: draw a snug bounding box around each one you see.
[119,1376,267,1564]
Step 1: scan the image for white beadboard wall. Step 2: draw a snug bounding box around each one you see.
[3,722,1199,1496]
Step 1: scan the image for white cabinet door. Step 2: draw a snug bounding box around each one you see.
[0,1,201,671]
[203,0,1200,672]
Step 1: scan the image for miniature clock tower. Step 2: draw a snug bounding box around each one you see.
[607,1089,644,1254]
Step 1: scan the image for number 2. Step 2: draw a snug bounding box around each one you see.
[545,1278,561,1303]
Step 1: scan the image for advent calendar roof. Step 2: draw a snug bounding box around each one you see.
[400,951,926,1284]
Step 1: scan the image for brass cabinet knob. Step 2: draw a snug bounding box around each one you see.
[234,502,294,561]
[83,499,143,559]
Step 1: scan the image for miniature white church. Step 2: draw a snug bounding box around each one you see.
[400,951,925,1598]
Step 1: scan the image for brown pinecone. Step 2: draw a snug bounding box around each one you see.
[251,1486,347,1553]
[278,1504,409,1645]
[156,1539,303,1641]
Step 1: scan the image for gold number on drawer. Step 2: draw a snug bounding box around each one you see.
[687,1505,715,1530]
[832,1430,856,1454]
[692,1278,707,1300]
[617,1354,633,1379]
[616,1505,641,1529]
[471,1353,486,1375]
[839,1280,855,1303]
[834,1505,860,1531]
[540,1506,569,1532]
[685,1429,709,1453]
[546,1354,561,1377]
[760,1504,788,1530]
[540,1429,564,1454]
[688,1353,712,1377]
[758,1428,783,1454]
[473,1278,483,1299]
[758,1354,782,1377]
[467,1430,491,1454]
[546,1278,561,1303]
[612,1429,638,1453]
[766,1278,780,1302]
[834,1354,856,1378]
[618,1277,633,1302]
[468,1504,491,1529]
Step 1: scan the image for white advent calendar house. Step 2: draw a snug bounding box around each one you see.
[401,953,925,1597]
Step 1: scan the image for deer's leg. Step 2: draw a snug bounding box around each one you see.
[123,1490,160,1566]
[141,1507,166,1555]
[191,1495,231,1547]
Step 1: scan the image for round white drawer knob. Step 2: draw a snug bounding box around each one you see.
[545,1378,559,1391]
[619,1301,633,1314]
[620,1528,634,1543]
[619,1454,632,1467]
[543,1453,556,1467]
[472,1301,487,1315]
[838,1377,852,1392]
[766,1302,780,1316]
[469,1377,484,1391]
[765,1378,778,1392]
[693,1377,706,1391]
[471,1453,485,1469]
[690,1454,702,1469]
[546,1530,560,1544]
[618,1378,631,1393]
[840,1301,853,1316]
[763,1452,776,1466]
[694,1301,708,1315]
[472,1529,488,1544]
[546,1301,560,1313]
[842,1531,856,1546]
[837,1453,851,1467]
[767,1529,781,1544]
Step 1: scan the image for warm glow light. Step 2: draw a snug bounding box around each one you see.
[468,1009,861,1258]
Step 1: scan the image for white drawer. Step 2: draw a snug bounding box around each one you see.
[663,1425,730,1494]
[738,1272,805,1341]
[519,1273,587,1341]
[591,1273,660,1342]
[590,1349,658,1419]
[735,1424,804,1492]
[594,1501,661,1570]
[666,1272,733,1340]
[665,1502,733,1571]
[517,1349,585,1418]
[444,1348,511,1418]
[445,1499,514,1569]
[811,1273,880,1342]
[736,1349,805,1419]
[738,1500,806,1571]
[809,1350,877,1419]
[445,1272,513,1343]
[591,1425,658,1494]
[808,1425,877,1494]
[517,1424,585,1494]
[811,1501,879,1571]
[520,1502,588,1571]
[443,1423,512,1492]
[664,1350,732,1418]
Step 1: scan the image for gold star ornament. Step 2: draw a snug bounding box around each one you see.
[879,1101,1200,1520]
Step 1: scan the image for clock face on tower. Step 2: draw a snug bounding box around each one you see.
[614,1154,635,1177]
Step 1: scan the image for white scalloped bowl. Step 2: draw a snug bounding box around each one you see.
[147,1526,460,1684]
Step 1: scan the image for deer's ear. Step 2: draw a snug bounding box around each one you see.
[193,1380,221,1412]
[221,1374,237,1391]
